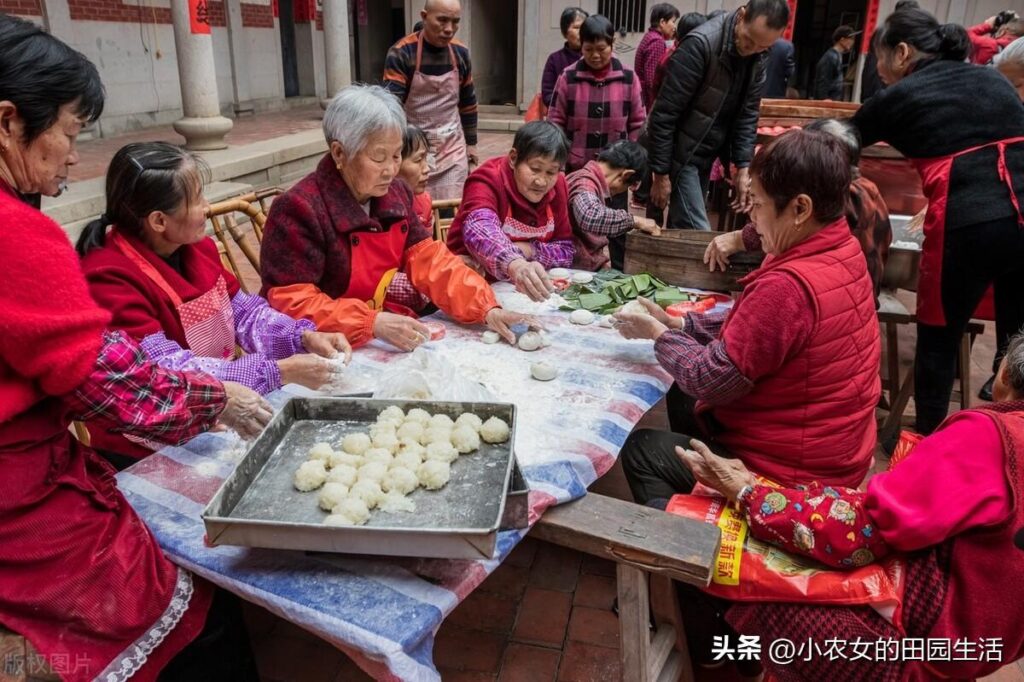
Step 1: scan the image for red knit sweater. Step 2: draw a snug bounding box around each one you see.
[0,186,110,423]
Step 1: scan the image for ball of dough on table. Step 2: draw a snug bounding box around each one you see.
[378,405,405,423]
[454,413,483,432]
[326,463,359,487]
[531,361,559,382]
[381,466,419,495]
[363,447,394,465]
[349,479,385,509]
[450,425,481,454]
[417,460,451,490]
[425,441,459,464]
[357,461,389,482]
[517,331,543,351]
[293,460,328,492]
[329,450,363,469]
[480,416,511,444]
[571,271,594,284]
[481,330,501,344]
[379,491,416,513]
[331,496,371,525]
[429,413,455,430]
[421,425,453,446]
[307,442,334,463]
[393,450,423,470]
[371,432,401,455]
[569,309,595,325]
[619,300,650,316]
[341,433,372,456]
[318,482,349,511]
[405,408,432,425]
[396,421,425,442]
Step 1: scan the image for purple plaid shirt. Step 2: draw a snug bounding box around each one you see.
[67,330,226,446]
[139,290,314,395]
[461,208,574,280]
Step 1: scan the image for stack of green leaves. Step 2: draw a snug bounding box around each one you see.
[558,271,698,314]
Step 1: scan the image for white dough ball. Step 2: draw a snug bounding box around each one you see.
[363,447,394,465]
[368,422,397,441]
[518,331,543,351]
[569,309,595,325]
[405,408,432,425]
[425,441,459,464]
[293,460,328,492]
[318,482,350,511]
[329,450,363,469]
[323,513,355,527]
[398,438,427,459]
[619,300,650,316]
[349,479,385,509]
[396,421,425,442]
[450,425,481,454]
[378,405,405,423]
[393,450,423,470]
[480,416,511,444]
[454,412,483,432]
[481,330,501,344]
[371,432,401,455]
[326,463,359,487]
[417,460,451,490]
[379,492,416,513]
[422,426,453,445]
[331,496,371,525]
[307,442,334,463]
[341,433,372,456]
[358,461,389,482]
[429,413,455,430]
[381,466,420,495]
[571,271,594,284]
[548,267,571,279]
[531,361,559,382]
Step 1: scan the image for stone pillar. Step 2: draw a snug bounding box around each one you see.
[170,0,234,150]
[320,0,353,108]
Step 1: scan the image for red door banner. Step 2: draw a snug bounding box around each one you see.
[862,0,881,53]
[189,0,211,34]
[783,0,797,41]
[357,0,368,26]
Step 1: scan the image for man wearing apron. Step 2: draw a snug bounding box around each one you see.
[383,0,478,201]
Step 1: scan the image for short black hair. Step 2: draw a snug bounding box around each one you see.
[580,14,615,45]
[893,0,920,11]
[832,25,857,43]
[0,14,104,143]
[512,121,569,166]
[559,7,588,37]
[743,0,790,30]
[648,3,680,29]
[678,12,707,37]
[597,140,647,178]
[875,8,970,63]
[402,125,430,159]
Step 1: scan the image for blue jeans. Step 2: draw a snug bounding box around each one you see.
[667,161,713,230]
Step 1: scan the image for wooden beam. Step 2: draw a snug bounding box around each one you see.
[618,563,650,682]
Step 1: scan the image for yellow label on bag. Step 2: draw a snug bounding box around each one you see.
[712,504,748,586]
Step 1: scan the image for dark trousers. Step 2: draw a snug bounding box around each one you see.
[915,215,1024,433]
[160,589,259,682]
[607,191,628,271]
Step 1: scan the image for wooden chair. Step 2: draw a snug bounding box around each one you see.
[430,198,461,243]
[207,187,282,288]
[533,493,720,682]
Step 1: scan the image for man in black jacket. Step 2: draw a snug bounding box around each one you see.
[813,25,858,100]
[648,0,789,230]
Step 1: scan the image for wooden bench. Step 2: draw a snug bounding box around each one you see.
[532,493,721,682]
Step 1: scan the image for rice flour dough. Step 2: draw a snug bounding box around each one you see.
[480,416,511,444]
[341,433,371,456]
[417,460,451,490]
[293,460,328,492]
[450,425,481,453]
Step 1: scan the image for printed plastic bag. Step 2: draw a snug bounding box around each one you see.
[372,348,495,403]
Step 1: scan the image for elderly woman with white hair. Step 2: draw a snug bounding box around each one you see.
[996,37,1024,101]
[261,84,530,350]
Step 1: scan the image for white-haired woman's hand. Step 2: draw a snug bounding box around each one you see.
[219,382,273,439]
[676,439,755,503]
[507,259,553,302]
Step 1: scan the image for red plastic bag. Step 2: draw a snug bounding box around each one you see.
[524,93,547,122]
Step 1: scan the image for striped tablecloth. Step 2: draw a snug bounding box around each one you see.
[116,283,698,681]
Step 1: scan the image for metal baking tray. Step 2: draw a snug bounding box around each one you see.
[202,397,521,560]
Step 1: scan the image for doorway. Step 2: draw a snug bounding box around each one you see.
[351,0,409,83]
[470,0,518,105]
[791,0,869,99]
[278,0,301,97]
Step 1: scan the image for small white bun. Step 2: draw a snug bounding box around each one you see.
[329,450,363,469]
[405,408,432,425]
[379,492,416,513]
[349,479,385,509]
[425,441,459,464]
[381,466,420,495]
[429,413,455,430]
[378,405,405,423]
[619,300,650,316]
[421,425,453,446]
[371,432,401,455]
[480,416,511,444]
[341,433,372,456]
[318,482,350,511]
[517,331,543,351]
[531,361,559,382]
[393,450,423,470]
[293,460,328,492]
[396,421,425,442]
[357,461,389,482]
[417,460,451,490]
[454,413,483,432]
[569,309,595,325]
[307,442,334,463]
[571,271,594,284]
[450,425,481,454]
[323,513,355,526]
[548,267,571,279]
[331,496,371,525]
[481,330,501,344]
[363,447,394,466]
[326,463,359,487]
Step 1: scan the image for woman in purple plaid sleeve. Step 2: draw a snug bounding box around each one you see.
[79,143,351,467]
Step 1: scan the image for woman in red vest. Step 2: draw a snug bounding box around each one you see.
[851,8,1024,433]
[262,84,531,350]
[615,129,881,495]
[79,142,350,468]
[0,15,267,680]
[678,330,1024,680]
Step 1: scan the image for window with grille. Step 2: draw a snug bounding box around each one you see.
[598,0,646,34]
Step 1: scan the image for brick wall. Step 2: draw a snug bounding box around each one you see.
[66,0,228,27]
[0,0,42,16]
[241,2,273,28]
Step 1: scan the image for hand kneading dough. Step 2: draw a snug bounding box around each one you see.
[307,442,334,463]
[318,482,349,511]
[619,300,650,316]
[342,432,371,456]
[392,451,423,470]
[417,460,451,489]
[429,414,455,430]
[379,492,416,513]
[371,432,400,454]
[480,416,511,444]
[326,463,359,487]
[329,450,363,469]
[378,405,405,423]
[349,480,385,509]
[331,497,371,525]
[357,461,389,482]
[293,460,328,491]
[426,441,459,463]
[396,421,425,442]
[450,425,481,453]
[405,408,432,425]
[454,412,483,432]
[381,467,419,495]
[422,425,453,445]
[363,447,394,465]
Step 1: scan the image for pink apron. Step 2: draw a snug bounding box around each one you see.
[405,33,469,201]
